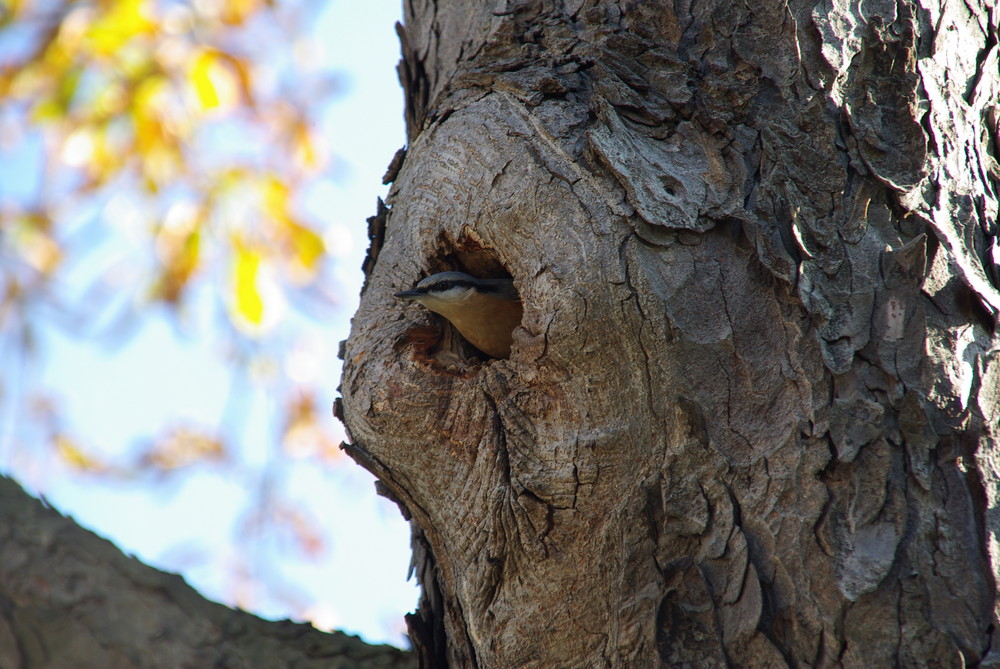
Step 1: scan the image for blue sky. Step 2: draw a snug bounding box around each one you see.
[0,1,418,648]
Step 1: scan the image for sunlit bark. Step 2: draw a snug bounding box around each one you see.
[341,1,1000,666]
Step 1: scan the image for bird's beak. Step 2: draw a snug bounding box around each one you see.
[393,289,423,300]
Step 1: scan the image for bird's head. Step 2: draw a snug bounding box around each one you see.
[393,271,518,310]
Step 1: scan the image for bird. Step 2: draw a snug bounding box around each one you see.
[394,271,522,359]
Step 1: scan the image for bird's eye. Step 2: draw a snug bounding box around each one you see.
[433,281,454,292]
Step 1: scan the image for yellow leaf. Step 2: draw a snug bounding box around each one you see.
[131,77,183,186]
[11,215,62,275]
[56,435,104,472]
[180,229,201,273]
[85,0,155,56]
[0,0,22,25]
[132,76,169,150]
[95,80,128,116]
[293,123,322,169]
[220,0,265,25]
[287,221,325,281]
[189,49,239,112]
[145,427,224,470]
[259,176,325,281]
[262,177,291,225]
[232,242,265,327]
[190,50,219,109]
[30,99,62,122]
[90,124,123,184]
[226,239,286,335]
[153,204,202,303]
[31,65,82,120]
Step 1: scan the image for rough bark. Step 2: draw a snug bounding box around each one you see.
[0,477,415,669]
[340,0,1000,667]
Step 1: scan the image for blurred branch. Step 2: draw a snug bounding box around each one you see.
[0,475,417,668]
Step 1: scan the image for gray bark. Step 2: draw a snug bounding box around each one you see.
[0,477,415,669]
[340,0,1000,667]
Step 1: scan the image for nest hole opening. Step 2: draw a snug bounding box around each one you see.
[402,237,521,370]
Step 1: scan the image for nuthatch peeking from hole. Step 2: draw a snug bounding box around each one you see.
[394,271,522,359]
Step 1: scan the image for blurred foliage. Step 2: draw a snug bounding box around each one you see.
[0,0,334,328]
[0,0,350,613]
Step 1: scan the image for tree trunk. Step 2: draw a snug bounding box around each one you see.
[339,0,1000,667]
[0,477,415,669]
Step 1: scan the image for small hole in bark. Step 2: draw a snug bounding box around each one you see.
[397,235,521,370]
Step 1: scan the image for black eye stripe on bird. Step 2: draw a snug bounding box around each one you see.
[429,280,483,292]
[394,271,523,359]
